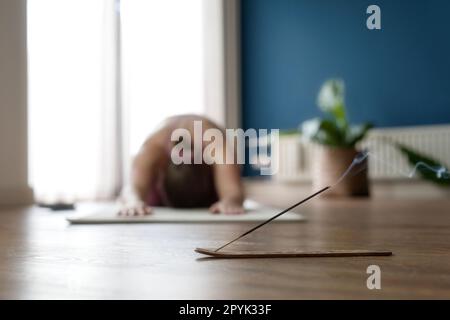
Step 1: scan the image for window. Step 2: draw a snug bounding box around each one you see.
[121,0,205,154]
[28,0,206,202]
[28,0,108,202]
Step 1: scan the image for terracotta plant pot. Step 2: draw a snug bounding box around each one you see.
[311,146,369,197]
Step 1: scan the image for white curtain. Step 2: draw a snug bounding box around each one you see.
[28,0,122,203]
[28,0,206,203]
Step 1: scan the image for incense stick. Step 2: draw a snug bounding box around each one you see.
[198,248,393,258]
[215,186,330,252]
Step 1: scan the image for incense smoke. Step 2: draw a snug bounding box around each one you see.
[333,150,370,186]
[408,162,450,179]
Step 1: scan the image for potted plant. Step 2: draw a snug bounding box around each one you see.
[301,79,372,196]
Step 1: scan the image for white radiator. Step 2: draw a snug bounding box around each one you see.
[274,125,450,181]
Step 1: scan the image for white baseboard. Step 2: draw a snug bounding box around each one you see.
[273,124,450,182]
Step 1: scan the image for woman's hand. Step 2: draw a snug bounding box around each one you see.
[118,203,152,216]
[209,199,244,215]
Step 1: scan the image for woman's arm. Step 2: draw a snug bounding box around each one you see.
[209,163,245,214]
[119,137,166,216]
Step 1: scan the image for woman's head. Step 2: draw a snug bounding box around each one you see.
[163,162,218,208]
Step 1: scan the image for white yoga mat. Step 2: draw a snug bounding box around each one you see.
[66,200,305,224]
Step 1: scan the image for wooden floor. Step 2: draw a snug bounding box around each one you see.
[1,187,450,299]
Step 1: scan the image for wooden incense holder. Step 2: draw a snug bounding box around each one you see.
[195,248,392,259]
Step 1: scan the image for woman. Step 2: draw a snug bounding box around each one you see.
[120,115,244,215]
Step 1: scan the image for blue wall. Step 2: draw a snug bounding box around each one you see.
[241,0,450,131]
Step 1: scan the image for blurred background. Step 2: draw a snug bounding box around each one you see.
[0,0,449,207]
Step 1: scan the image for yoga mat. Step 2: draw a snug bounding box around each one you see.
[66,200,305,224]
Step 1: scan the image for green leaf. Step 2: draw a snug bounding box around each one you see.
[331,102,347,127]
[301,118,345,146]
[345,122,373,147]
[316,79,348,127]
[395,143,450,187]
